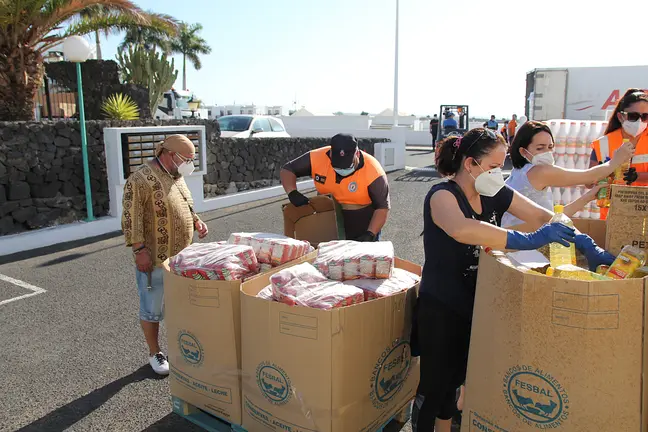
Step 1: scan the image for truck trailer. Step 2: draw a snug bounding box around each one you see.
[525,66,648,121]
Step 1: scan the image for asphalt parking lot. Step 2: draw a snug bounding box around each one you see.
[0,149,443,432]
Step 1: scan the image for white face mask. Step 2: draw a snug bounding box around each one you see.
[622,119,647,137]
[334,166,355,177]
[173,155,196,177]
[471,163,505,197]
[524,149,555,166]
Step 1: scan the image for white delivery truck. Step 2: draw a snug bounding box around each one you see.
[155,89,208,120]
[526,66,648,121]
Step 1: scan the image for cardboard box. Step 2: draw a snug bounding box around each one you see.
[461,221,647,432]
[606,184,648,255]
[240,257,421,432]
[283,195,345,245]
[163,252,316,425]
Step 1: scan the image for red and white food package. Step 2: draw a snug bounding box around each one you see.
[344,267,420,300]
[270,263,364,309]
[228,232,312,266]
[169,242,258,281]
[256,285,274,300]
[313,240,395,281]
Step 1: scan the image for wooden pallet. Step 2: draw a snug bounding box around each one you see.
[172,396,247,432]
[172,396,412,432]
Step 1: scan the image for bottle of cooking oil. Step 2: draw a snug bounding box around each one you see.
[596,178,611,208]
[613,139,632,184]
[549,205,577,267]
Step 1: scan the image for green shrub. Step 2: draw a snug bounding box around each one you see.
[101,93,140,120]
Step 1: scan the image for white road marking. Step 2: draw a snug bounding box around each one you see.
[0,273,46,306]
[405,166,436,172]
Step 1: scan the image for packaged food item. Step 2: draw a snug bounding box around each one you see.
[270,263,328,290]
[169,243,259,281]
[596,178,611,209]
[613,139,632,183]
[630,266,648,279]
[344,267,420,300]
[595,264,610,275]
[549,205,577,267]
[273,280,364,310]
[256,285,274,300]
[228,232,312,266]
[605,245,647,280]
[314,240,395,280]
[549,264,612,281]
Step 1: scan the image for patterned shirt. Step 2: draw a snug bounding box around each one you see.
[122,160,196,267]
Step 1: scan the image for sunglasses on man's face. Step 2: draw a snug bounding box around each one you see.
[621,111,648,122]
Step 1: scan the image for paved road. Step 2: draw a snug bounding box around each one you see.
[0,151,444,432]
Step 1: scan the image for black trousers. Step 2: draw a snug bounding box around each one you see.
[411,295,471,430]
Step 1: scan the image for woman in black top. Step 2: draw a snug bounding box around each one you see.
[411,128,610,431]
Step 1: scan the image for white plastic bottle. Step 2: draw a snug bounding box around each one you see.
[581,189,591,218]
[562,187,572,206]
[566,122,578,155]
[555,153,565,169]
[575,154,587,170]
[590,201,601,220]
[587,121,600,143]
[549,120,559,137]
[576,121,588,155]
[555,122,567,155]
[571,187,582,218]
[565,154,575,170]
[553,187,562,206]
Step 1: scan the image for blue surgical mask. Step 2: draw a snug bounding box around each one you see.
[334,166,356,177]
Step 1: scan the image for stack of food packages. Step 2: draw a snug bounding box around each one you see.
[494,244,648,282]
[169,233,313,281]
[256,240,420,310]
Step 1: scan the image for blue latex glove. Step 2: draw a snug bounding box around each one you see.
[506,223,576,250]
[574,233,616,271]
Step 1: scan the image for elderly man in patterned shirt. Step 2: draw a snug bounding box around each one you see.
[122,134,208,375]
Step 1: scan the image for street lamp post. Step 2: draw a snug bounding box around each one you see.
[63,36,95,221]
[393,0,399,128]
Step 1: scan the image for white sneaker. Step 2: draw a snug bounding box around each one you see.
[149,352,170,375]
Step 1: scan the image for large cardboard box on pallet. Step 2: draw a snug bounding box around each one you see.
[605,184,648,255]
[461,218,648,431]
[240,257,421,432]
[163,252,317,425]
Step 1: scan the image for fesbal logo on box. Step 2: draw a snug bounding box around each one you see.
[503,364,570,428]
[256,361,292,406]
[369,339,412,410]
[177,330,204,367]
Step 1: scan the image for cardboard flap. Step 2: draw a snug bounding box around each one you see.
[283,195,342,245]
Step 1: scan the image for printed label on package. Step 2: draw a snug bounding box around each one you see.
[256,361,292,406]
[369,339,412,409]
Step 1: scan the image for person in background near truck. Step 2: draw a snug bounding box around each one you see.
[280,133,390,242]
[590,89,648,189]
[121,134,209,375]
[502,121,634,227]
[507,114,518,144]
[410,128,612,432]
[430,114,439,149]
[486,115,498,131]
[442,112,458,130]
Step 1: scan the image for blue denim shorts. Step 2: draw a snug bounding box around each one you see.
[135,267,164,322]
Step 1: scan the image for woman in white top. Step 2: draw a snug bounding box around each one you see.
[502,121,634,227]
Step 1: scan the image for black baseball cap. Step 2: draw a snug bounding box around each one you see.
[330,133,358,168]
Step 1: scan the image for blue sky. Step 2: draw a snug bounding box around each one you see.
[94,0,648,117]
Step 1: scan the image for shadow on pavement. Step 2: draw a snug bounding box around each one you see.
[15,364,166,432]
[0,231,122,266]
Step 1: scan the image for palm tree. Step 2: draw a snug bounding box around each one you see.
[169,22,211,90]
[118,24,174,53]
[0,0,178,121]
[78,5,110,59]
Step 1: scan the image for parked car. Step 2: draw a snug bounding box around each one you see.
[218,115,291,138]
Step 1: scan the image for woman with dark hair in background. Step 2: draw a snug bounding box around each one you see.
[501,121,633,227]
[591,89,648,174]
[411,128,611,431]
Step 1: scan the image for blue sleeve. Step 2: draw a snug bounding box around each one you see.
[590,149,599,163]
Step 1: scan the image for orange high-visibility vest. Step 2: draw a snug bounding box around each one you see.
[309,146,385,206]
[592,129,648,186]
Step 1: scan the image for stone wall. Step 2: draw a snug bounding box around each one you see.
[0,119,219,236]
[203,137,382,197]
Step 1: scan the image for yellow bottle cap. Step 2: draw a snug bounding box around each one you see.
[554,205,565,213]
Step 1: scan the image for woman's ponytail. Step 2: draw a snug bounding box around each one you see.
[435,136,462,176]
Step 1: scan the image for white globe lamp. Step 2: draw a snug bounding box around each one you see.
[63,36,92,63]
